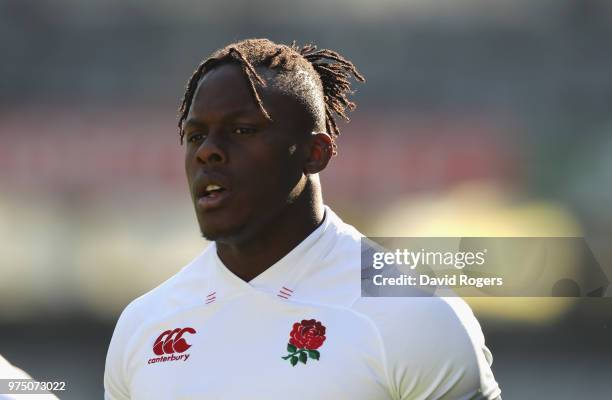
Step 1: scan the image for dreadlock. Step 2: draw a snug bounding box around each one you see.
[177,38,364,155]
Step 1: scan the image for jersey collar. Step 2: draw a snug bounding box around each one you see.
[201,206,341,302]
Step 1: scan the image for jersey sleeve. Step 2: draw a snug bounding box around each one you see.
[352,296,501,400]
[104,305,137,400]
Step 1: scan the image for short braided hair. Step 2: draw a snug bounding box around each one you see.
[177,38,364,154]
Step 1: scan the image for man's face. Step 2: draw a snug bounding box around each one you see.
[183,63,312,242]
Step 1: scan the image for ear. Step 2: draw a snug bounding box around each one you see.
[303,132,333,174]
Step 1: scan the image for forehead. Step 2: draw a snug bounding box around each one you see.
[189,63,261,118]
[187,62,313,131]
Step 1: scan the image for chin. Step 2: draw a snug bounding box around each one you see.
[199,224,235,242]
[195,207,243,241]
[198,217,249,243]
[195,203,278,244]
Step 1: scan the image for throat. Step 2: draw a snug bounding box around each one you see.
[216,203,325,283]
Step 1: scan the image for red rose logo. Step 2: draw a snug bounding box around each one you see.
[282,319,326,366]
[289,319,326,350]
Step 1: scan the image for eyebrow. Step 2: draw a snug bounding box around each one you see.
[182,108,263,129]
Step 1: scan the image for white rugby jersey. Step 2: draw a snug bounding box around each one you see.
[105,207,501,400]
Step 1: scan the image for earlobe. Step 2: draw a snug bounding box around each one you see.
[304,132,333,174]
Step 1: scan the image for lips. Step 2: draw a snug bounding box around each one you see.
[198,189,230,210]
[203,183,226,197]
[193,175,232,211]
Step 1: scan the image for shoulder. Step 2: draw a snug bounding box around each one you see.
[321,207,369,263]
[106,247,211,358]
[324,207,390,262]
[351,296,485,352]
[113,248,211,334]
[105,248,211,398]
[351,296,501,399]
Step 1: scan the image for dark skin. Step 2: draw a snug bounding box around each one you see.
[182,63,333,282]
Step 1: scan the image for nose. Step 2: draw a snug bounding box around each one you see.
[195,132,227,165]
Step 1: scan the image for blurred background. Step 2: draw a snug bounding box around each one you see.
[1,0,612,398]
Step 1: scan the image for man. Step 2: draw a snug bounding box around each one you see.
[104,38,501,399]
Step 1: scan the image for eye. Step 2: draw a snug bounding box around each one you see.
[187,132,206,143]
[232,127,257,135]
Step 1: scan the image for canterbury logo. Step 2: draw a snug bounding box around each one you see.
[153,327,196,355]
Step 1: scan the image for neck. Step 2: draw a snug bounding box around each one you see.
[216,177,325,282]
